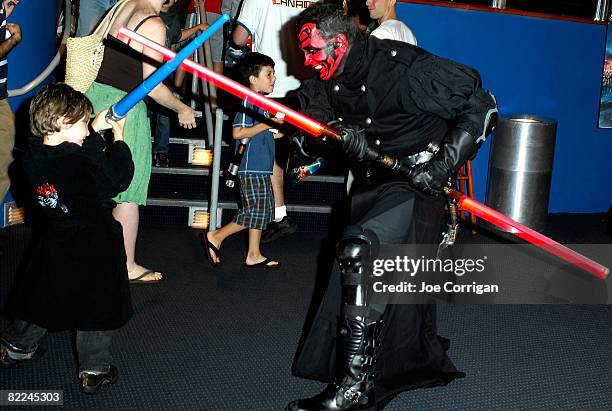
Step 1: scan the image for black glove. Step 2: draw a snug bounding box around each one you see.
[409,128,479,196]
[409,161,451,196]
[225,41,247,69]
[336,123,368,160]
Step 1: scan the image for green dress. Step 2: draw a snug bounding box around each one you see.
[86,81,151,205]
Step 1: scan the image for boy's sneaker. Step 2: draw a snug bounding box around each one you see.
[80,365,119,395]
[0,343,46,369]
[261,216,298,244]
[154,153,169,168]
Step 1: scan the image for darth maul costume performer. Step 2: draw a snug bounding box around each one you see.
[286,4,498,411]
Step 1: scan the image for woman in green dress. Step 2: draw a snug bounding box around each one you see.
[85,0,198,283]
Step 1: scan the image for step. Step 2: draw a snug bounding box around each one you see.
[151,165,344,182]
[140,198,339,232]
[146,198,334,213]
[148,166,346,204]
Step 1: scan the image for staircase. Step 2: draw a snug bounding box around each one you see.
[141,117,347,232]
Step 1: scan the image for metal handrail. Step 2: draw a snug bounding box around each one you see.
[197,1,218,148]
[209,108,224,231]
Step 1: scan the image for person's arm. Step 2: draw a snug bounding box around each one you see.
[88,109,135,197]
[3,0,19,18]
[403,54,498,195]
[178,22,208,42]
[91,109,126,142]
[226,0,258,68]
[0,23,21,58]
[231,24,249,47]
[225,24,250,68]
[232,111,283,140]
[135,17,197,129]
[232,123,272,140]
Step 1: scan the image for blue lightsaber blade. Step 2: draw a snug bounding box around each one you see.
[107,13,230,120]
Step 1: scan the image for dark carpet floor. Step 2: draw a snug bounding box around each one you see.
[1,214,611,410]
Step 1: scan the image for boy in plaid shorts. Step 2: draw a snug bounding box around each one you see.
[201,52,284,268]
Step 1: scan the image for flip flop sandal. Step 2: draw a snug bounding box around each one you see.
[243,258,281,269]
[200,232,220,267]
[129,270,163,285]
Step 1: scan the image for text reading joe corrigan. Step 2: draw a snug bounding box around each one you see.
[371,256,499,295]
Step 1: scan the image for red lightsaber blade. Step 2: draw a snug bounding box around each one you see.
[121,28,609,280]
[118,28,338,140]
[444,188,609,279]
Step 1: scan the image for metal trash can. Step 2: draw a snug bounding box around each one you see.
[486,115,557,232]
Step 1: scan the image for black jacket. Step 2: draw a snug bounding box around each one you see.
[5,134,134,331]
[299,33,494,158]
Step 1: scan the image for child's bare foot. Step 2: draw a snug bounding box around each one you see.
[128,265,163,283]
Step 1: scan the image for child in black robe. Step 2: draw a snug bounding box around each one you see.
[0,83,134,394]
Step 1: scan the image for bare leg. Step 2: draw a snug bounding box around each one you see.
[206,62,224,112]
[245,229,278,266]
[271,161,285,208]
[206,222,245,264]
[113,202,162,281]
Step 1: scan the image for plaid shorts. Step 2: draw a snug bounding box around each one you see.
[233,174,274,230]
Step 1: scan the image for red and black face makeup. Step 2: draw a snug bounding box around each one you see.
[298,23,348,81]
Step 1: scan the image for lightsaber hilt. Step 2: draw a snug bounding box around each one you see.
[106,105,122,122]
[363,146,413,176]
[319,123,413,176]
[107,14,230,121]
[225,138,249,188]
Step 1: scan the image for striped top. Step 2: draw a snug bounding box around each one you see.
[0,2,8,99]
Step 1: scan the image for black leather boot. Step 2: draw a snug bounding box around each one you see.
[286,318,383,411]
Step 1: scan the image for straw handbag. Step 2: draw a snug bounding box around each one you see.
[65,0,130,93]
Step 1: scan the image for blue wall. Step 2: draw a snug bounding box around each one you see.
[2,1,56,208]
[397,2,612,212]
[6,1,56,111]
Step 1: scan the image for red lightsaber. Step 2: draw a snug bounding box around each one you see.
[444,188,608,279]
[121,28,609,280]
[118,28,335,139]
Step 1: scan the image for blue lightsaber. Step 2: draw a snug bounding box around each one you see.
[107,13,230,120]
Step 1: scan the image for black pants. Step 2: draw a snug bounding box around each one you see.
[2,320,116,375]
[346,181,446,316]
